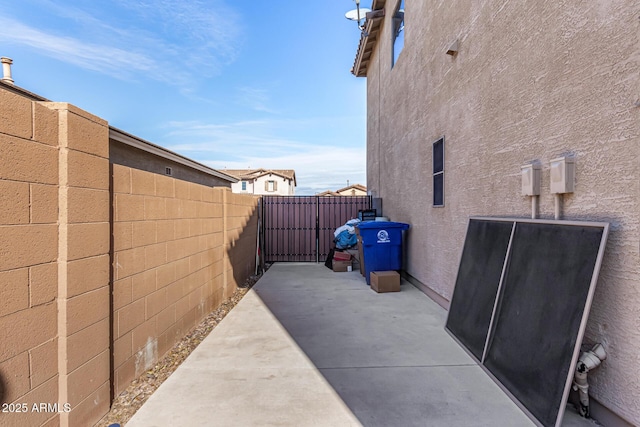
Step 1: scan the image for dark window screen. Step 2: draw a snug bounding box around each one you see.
[433,139,444,173]
[433,138,444,206]
[433,174,444,206]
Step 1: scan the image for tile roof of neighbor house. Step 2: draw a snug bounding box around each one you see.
[336,184,367,193]
[224,169,297,186]
[317,190,340,196]
[317,184,367,196]
[352,0,387,77]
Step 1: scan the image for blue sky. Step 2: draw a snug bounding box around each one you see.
[0,0,369,195]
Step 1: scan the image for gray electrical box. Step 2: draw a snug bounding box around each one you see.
[550,157,575,194]
[521,164,541,196]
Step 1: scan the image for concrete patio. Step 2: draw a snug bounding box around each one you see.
[126,263,599,427]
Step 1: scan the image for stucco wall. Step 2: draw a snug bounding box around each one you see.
[251,175,295,195]
[230,177,296,195]
[111,169,258,396]
[365,0,639,423]
[231,179,255,194]
[110,141,233,189]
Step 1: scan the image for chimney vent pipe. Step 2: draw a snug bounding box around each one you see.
[1,57,15,84]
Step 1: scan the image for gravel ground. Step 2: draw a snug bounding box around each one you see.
[96,271,265,427]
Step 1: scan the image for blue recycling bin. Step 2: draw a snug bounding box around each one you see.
[357,221,410,285]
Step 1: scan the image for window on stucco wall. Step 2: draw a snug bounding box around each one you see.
[392,0,405,68]
[265,180,277,192]
[433,137,444,207]
[241,181,247,191]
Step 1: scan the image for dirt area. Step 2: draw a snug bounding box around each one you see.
[96,271,264,427]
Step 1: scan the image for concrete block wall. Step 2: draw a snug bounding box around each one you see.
[0,88,61,427]
[51,103,111,427]
[0,91,111,426]
[112,166,259,396]
[1,84,259,426]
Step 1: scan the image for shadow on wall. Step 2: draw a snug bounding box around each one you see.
[226,204,259,290]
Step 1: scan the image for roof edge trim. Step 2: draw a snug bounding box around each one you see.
[109,127,238,183]
[351,7,386,77]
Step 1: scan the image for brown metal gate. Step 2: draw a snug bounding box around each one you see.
[262,195,371,262]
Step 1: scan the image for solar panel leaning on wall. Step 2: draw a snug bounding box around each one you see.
[446,217,609,427]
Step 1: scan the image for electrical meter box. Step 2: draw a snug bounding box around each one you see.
[550,156,575,194]
[521,164,541,196]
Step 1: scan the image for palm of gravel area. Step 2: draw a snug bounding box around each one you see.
[96,273,264,427]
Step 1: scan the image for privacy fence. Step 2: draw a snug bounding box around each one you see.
[0,87,259,427]
[262,195,371,262]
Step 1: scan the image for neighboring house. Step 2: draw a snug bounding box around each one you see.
[353,1,639,425]
[225,168,296,195]
[318,184,367,196]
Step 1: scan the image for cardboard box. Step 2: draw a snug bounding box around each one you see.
[333,251,352,261]
[370,271,401,293]
[344,249,360,271]
[333,259,353,272]
[344,249,359,262]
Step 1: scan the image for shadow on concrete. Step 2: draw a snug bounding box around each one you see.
[124,263,602,427]
[249,263,597,427]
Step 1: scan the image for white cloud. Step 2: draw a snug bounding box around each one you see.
[208,146,367,195]
[165,121,305,154]
[0,0,243,86]
[163,119,366,195]
[112,0,243,69]
[0,17,157,79]
[236,86,279,114]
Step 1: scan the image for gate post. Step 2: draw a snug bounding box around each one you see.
[315,197,319,263]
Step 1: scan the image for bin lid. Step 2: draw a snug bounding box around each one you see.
[357,221,409,230]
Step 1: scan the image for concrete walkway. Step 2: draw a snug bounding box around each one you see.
[126,263,598,427]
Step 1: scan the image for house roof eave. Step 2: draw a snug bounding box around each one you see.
[109,127,238,183]
[336,184,367,193]
[351,5,386,77]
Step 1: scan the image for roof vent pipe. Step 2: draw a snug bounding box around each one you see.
[1,57,14,84]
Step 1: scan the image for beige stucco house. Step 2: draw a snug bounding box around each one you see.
[353,1,639,425]
[225,168,296,195]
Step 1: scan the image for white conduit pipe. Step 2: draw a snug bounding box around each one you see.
[531,196,538,219]
[554,193,562,220]
[573,343,607,418]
